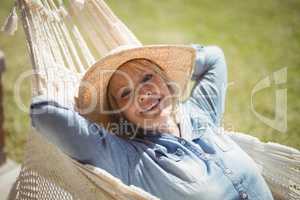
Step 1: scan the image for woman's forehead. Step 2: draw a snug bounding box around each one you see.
[109,60,155,91]
[120,59,155,73]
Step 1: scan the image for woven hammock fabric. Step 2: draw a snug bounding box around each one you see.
[7,130,158,200]
[4,0,300,199]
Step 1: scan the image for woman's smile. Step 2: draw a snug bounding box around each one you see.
[139,96,163,117]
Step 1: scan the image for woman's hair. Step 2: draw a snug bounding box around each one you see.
[106,58,180,138]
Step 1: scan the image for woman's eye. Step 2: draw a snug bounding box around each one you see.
[141,74,153,83]
[121,88,131,98]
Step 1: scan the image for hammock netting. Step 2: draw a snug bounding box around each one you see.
[2,0,300,199]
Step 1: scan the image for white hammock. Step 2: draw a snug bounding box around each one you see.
[3,0,299,199]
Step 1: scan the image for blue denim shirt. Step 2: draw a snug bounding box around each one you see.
[30,45,273,200]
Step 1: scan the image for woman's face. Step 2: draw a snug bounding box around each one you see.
[108,59,174,130]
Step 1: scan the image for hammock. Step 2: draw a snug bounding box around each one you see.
[2,0,299,199]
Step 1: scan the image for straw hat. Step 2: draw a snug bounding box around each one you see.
[76,45,196,128]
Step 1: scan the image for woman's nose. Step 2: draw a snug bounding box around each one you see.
[138,91,152,103]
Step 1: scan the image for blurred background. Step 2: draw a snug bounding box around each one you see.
[0,0,299,163]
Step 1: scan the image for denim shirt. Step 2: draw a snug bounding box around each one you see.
[30,45,273,200]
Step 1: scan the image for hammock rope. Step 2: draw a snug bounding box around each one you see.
[2,0,299,199]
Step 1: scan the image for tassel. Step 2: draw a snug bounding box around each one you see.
[58,6,68,18]
[72,0,85,10]
[1,6,18,36]
[26,0,44,11]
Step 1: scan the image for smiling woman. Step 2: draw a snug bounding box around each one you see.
[31,44,274,200]
[2,0,299,199]
[107,58,180,136]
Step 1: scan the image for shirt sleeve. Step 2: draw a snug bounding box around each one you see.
[189,44,228,126]
[30,95,134,181]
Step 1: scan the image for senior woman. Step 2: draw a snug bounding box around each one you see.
[30,44,273,200]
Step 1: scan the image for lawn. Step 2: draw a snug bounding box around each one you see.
[0,0,299,162]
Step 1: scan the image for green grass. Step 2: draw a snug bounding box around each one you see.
[0,0,299,162]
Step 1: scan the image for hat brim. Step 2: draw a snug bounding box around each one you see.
[76,45,196,127]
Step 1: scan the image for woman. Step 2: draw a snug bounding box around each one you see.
[31,44,273,200]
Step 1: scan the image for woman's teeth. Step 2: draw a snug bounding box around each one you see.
[143,98,161,113]
[146,100,158,111]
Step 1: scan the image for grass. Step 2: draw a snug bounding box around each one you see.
[0,0,299,162]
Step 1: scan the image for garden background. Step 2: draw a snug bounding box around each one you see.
[0,0,299,162]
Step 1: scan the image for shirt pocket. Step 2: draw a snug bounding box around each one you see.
[154,148,203,183]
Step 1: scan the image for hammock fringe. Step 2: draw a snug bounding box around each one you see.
[1,5,18,35]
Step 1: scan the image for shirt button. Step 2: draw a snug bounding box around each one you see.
[224,168,232,175]
[89,123,99,134]
[201,153,209,160]
[180,140,186,145]
[89,123,105,138]
[239,192,248,199]
[175,148,184,157]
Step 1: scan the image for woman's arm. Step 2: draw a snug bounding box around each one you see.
[189,44,228,126]
[30,95,133,174]
[30,95,105,162]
